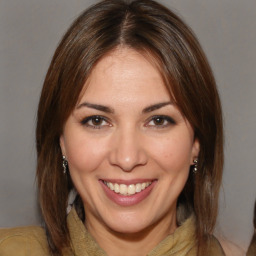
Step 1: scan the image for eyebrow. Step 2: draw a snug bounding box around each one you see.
[76,101,173,114]
[76,102,115,113]
[142,101,173,113]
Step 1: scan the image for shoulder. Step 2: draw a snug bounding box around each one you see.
[204,235,226,256]
[247,233,256,256]
[218,238,246,256]
[0,226,50,256]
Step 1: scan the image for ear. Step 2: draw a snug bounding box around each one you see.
[59,135,66,156]
[191,138,200,164]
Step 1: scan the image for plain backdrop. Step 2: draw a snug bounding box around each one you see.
[0,0,255,251]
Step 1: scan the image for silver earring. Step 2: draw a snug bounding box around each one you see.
[193,159,198,174]
[62,155,68,174]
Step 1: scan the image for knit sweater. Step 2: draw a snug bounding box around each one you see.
[0,208,225,256]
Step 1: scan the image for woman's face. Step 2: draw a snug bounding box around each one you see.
[60,48,199,235]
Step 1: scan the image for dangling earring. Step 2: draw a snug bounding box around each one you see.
[193,159,198,174]
[62,155,68,174]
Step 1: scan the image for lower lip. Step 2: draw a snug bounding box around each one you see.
[100,180,157,207]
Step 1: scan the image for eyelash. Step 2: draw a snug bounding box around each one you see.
[146,115,176,128]
[80,115,176,129]
[80,115,110,129]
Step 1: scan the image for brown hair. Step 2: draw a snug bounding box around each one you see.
[36,0,223,255]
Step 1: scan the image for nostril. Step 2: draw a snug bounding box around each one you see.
[108,131,148,171]
[109,149,147,172]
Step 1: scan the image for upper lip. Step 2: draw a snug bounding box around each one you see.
[100,179,157,185]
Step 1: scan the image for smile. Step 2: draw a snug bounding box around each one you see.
[103,181,152,196]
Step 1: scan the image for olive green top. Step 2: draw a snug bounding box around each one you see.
[0,208,225,256]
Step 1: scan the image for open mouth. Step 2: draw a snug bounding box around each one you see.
[102,180,154,196]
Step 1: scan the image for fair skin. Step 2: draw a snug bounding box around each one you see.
[60,47,200,256]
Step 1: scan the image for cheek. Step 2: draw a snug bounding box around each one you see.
[150,133,193,172]
[63,132,108,174]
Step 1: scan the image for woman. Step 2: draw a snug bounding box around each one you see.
[0,0,225,255]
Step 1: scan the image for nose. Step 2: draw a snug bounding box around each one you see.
[108,128,148,172]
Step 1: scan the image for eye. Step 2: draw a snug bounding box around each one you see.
[146,115,176,128]
[80,115,110,129]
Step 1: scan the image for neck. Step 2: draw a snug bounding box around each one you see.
[86,212,177,256]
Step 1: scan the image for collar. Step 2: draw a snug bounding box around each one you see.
[67,207,196,256]
[67,208,106,256]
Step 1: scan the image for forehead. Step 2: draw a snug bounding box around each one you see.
[78,47,172,105]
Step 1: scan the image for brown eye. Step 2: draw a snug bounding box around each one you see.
[147,115,176,128]
[91,116,104,126]
[81,115,110,129]
[153,117,165,125]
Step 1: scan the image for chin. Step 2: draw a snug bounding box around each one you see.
[109,223,150,235]
[102,212,154,234]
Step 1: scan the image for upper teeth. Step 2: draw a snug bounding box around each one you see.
[104,181,152,196]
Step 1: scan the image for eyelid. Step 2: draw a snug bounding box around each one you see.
[145,115,176,127]
[80,115,111,129]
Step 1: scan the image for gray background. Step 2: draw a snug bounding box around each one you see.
[0,0,255,251]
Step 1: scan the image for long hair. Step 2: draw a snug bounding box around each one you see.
[36,0,223,255]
